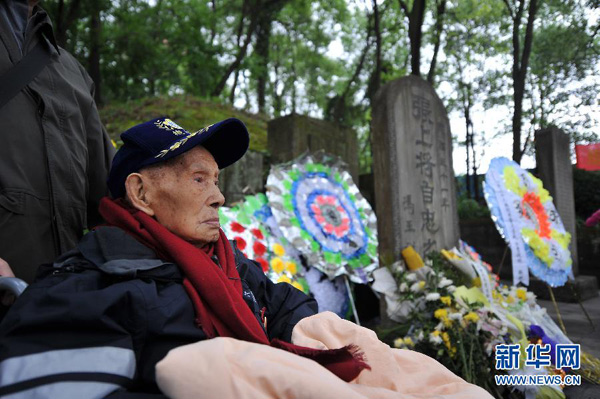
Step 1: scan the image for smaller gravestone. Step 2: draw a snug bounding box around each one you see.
[219,150,264,205]
[535,128,578,273]
[371,75,459,263]
[267,114,359,180]
[534,127,598,301]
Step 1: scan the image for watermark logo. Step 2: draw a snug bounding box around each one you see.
[495,344,520,370]
[494,343,581,386]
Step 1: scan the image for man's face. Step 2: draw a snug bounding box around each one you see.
[143,146,225,248]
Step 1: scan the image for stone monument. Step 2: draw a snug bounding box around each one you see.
[534,127,598,301]
[535,127,579,272]
[267,114,359,180]
[219,150,264,205]
[371,75,459,263]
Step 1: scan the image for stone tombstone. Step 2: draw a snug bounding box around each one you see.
[535,127,579,274]
[371,75,459,262]
[219,150,264,206]
[268,114,359,181]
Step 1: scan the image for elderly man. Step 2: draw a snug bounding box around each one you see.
[0,117,327,398]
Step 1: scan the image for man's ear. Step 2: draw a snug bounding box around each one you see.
[124,173,155,216]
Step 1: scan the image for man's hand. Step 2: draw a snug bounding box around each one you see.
[0,257,15,278]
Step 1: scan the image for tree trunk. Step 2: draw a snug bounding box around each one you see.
[465,108,472,199]
[427,0,446,84]
[229,69,239,105]
[54,0,83,48]
[255,15,272,114]
[408,0,426,77]
[369,0,382,101]
[211,0,258,97]
[507,0,539,164]
[88,0,102,105]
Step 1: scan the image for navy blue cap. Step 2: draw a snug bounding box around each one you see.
[108,117,249,198]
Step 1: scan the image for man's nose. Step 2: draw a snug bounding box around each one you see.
[210,186,225,208]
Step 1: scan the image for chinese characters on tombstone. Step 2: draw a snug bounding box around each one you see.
[371,76,459,262]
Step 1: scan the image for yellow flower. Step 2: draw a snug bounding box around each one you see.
[464,312,480,323]
[442,332,450,343]
[292,281,304,291]
[404,337,414,347]
[516,288,527,301]
[434,308,448,319]
[522,228,553,267]
[278,275,291,284]
[440,296,452,306]
[273,243,286,257]
[393,338,404,348]
[531,175,552,203]
[503,166,526,196]
[442,318,453,328]
[551,230,571,249]
[270,257,284,274]
[431,330,441,337]
[285,261,297,275]
[505,295,515,304]
[418,281,426,289]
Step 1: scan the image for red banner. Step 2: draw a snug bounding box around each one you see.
[575,144,600,171]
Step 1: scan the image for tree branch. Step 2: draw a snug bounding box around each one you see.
[397,0,409,16]
[427,0,446,83]
[502,0,515,20]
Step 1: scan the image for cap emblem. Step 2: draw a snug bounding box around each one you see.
[154,118,187,136]
[154,123,214,159]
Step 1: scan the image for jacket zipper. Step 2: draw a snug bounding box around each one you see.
[34,92,61,256]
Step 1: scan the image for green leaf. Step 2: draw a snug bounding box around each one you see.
[289,169,301,180]
[367,243,377,257]
[311,240,320,252]
[360,253,371,266]
[237,212,251,225]
[300,230,311,240]
[333,252,342,265]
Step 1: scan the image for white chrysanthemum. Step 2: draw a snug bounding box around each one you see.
[405,273,417,282]
[429,333,443,344]
[425,293,440,301]
[415,330,425,342]
[391,260,405,273]
[410,282,424,293]
[399,282,408,292]
[449,312,462,320]
[446,285,457,293]
[438,278,453,288]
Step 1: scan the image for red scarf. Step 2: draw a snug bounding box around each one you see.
[99,197,370,382]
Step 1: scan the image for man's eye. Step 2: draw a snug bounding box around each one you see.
[194,177,203,183]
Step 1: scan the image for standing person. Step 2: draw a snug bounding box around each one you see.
[0,0,115,283]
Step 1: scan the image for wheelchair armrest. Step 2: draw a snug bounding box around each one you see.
[0,276,28,297]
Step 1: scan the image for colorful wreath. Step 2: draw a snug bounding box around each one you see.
[483,157,572,287]
[266,153,378,283]
[219,194,309,293]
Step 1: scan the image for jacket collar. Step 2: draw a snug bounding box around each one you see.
[74,226,175,276]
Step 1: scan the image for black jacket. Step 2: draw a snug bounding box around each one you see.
[0,2,115,283]
[0,226,318,398]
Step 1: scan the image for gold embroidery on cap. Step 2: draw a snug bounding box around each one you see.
[154,123,215,159]
[154,119,186,136]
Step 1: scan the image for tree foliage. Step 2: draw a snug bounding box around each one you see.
[44,0,599,173]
